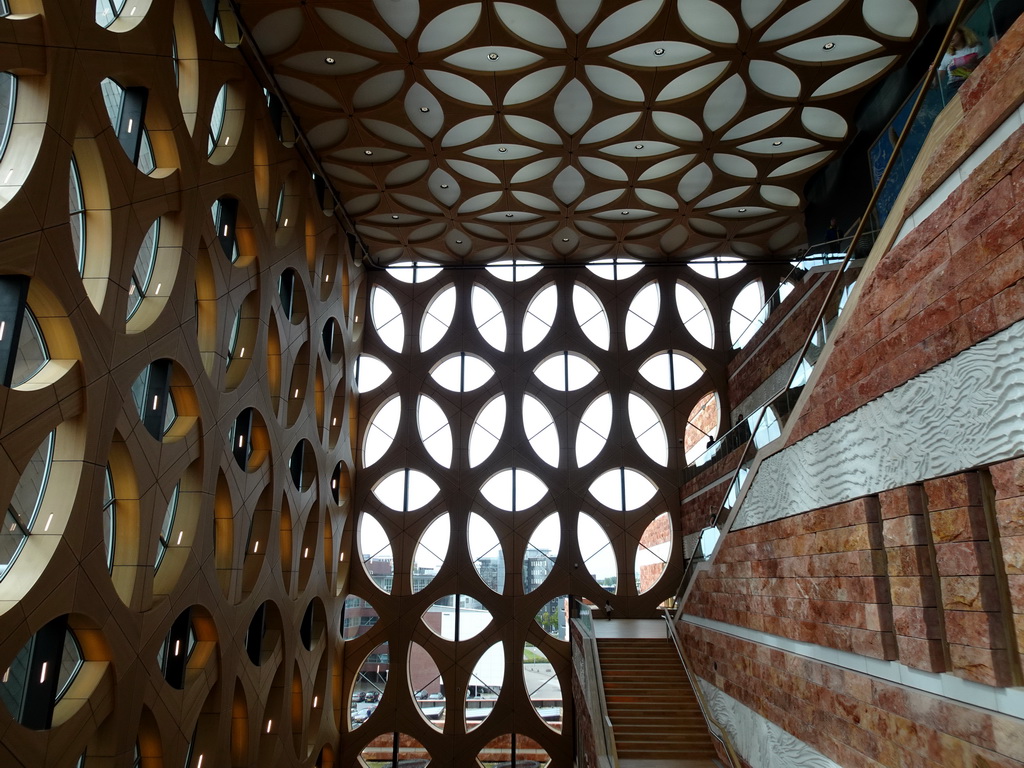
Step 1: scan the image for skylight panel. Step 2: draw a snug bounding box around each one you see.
[576,393,612,467]
[589,468,656,511]
[638,351,704,390]
[356,355,391,393]
[577,513,617,592]
[431,353,495,392]
[625,282,660,349]
[370,285,404,352]
[363,395,401,467]
[573,283,610,349]
[420,284,456,351]
[373,469,440,511]
[522,283,557,351]
[534,352,598,391]
[418,395,453,467]
[523,513,560,593]
[480,468,548,511]
[628,393,668,465]
[469,395,506,467]
[688,255,744,278]
[412,514,450,592]
[523,394,559,467]
[472,284,507,351]
[586,257,643,280]
[675,282,714,347]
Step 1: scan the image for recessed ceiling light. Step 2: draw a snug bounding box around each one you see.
[822,42,835,50]
[455,239,463,244]
[634,143,644,150]
[364,149,373,156]
[324,56,336,65]
[419,106,430,113]
[498,146,507,153]
[391,214,399,219]
[562,237,570,242]
[772,140,783,146]
[621,210,629,215]
[487,52,499,60]
[505,213,514,218]
[654,47,665,55]
[440,183,449,189]
[738,208,747,212]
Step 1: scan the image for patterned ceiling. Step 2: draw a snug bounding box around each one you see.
[238,0,924,265]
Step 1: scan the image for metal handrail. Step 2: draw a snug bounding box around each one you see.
[571,602,618,768]
[671,0,972,620]
[662,608,741,767]
[724,233,874,365]
[685,235,877,481]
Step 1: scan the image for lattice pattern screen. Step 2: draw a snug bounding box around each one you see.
[347,255,774,765]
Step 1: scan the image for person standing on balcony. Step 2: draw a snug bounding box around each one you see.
[938,25,984,97]
[825,217,839,243]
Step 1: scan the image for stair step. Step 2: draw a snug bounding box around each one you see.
[607,713,706,722]
[615,739,717,753]
[600,652,679,656]
[614,727,710,733]
[606,695,702,703]
[596,638,719,763]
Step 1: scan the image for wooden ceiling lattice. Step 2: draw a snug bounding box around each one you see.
[237,0,924,264]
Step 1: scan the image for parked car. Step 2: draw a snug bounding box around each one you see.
[351,705,376,723]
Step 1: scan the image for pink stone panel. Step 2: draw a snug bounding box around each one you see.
[925,473,1014,685]
[677,621,1024,767]
[786,102,1024,445]
[687,498,897,659]
[988,457,1024,674]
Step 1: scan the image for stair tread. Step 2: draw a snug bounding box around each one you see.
[596,639,719,762]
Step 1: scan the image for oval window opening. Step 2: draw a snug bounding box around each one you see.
[635,512,672,594]
[523,642,563,732]
[358,514,393,593]
[578,513,617,593]
[470,512,504,593]
[412,514,450,593]
[523,513,560,593]
[465,642,503,731]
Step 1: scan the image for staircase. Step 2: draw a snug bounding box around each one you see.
[598,638,721,767]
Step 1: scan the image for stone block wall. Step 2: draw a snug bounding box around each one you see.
[687,497,897,660]
[680,459,737,539]
[680,621,1024,768]
[678,17,1024,766]
[688,469,1024,684]
[785,18,1024,446]
[989,458,1024,680]
[925,473,1015,686]
[879,485,946,673]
